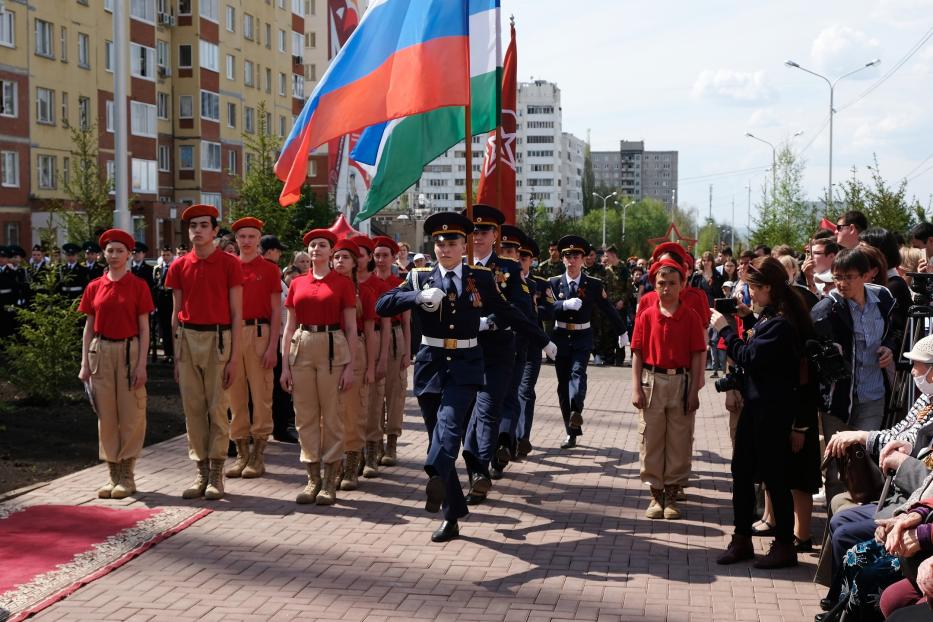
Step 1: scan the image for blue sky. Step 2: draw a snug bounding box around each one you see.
[501,0,933,230]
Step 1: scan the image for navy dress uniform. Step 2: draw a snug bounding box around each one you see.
[83,242,105,281]
[461,205,533,503]
[57,243,90,299]
[549,235,626,448]
[375,212,549,543]
[0,246,16,338]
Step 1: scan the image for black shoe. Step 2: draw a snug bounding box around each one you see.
[795,537,814,553]
[431,520,459,542]
[560,435,577,449]
[227,439,239,457]
[818,598,835,612]
[468,473,492,496]
[517,438,532,456]
[466,493,486,505]
[495,445,511,466]
[273,428,300,444]
[569,410,583,427]
[425,475,445,513]
[490,466,504,480]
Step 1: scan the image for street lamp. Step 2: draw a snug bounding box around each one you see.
[784,58,881,207]
[745,131,803,194]
[593,191,616,248]
[621,196,634,244]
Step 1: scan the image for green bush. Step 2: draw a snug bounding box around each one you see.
[2,271,83,404]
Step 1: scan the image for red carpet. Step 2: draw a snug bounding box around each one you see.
[0,504,210,622]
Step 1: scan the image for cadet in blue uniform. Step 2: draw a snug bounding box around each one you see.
[83,242,105,281]
[493,224,538,478]
[461,205,536,504]
[375,212,554,543]
[57,243,90,299]
[549,235,627,449]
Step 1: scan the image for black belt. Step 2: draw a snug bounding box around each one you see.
[98,335,136,342]
[181,322,232,332]
[244,318,270,326]
[646,365,687,375]
[299,323,341,333]
[95,334,135,388]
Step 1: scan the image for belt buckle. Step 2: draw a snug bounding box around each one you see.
[566,322,576,330]
[443,338,458,349]
[666,368,676,375]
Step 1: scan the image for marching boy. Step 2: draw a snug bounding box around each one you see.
[631,258,706,520]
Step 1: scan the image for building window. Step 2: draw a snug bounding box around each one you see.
[130,43,155,80]
[78,96,90,129]
[131,102,157,137]
[243,13,254,40]
[0,81,16,117]
[226,102,236,128]
[105,40,113,72]
[244,106,254,133]
[264,23,271,48]
[225,5,235,31]
[77,33,90,68]
[305,32,316,48]
[60,26,68,62]
[132,158,157,193]
[200,91,219,121]
[4,222,20,246]
[37,155,56,189]
[178,95,193,118]
[157,92,169,119]
[292,74,304,98]
[106,160,114,188]
[292,32,302,58]
[265,111,272,133]
[265,67,272,93]
[227,150,237,175]
[130,0,156,22]
[2,151,19,187]
[225,54,235,80]
[291,0,303,15]
[106,100,114,131]
[304,63,316,81]
[36,87,54,124]
[158,144,170,172]
[0,10,15,48]
[200,0,218,21]
[35,19,54,58]
[62,157,70,185]
[278,72,286,96]
[178,0,191,15]
[279,115,286,137]
[278,29,286,53]
[244,60,254,86]
[200,192,222,212]
[156,40,170,74]
[306,0,315,15]
[179,145,194,169]
[199,40,218,72]
[178,44,191,68]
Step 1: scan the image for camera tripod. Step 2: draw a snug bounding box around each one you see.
[884,305,933,429]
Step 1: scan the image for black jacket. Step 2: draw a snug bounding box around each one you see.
[810,284,901,423]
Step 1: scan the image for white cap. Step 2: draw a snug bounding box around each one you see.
[413,253,426,261]
[722,281,735,289]
[905,335,933,363]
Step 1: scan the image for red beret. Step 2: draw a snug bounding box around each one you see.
[649,258,686,282]
[181,203,219,221]
[333,238,360,257]
[353,236,374,253]
[651,241,693,268]
[372,236,399,255]
[302,228,337,247]
[98,228,135,251]
[231,217,264,232]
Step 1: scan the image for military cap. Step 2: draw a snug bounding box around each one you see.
[32,244,43,252]
[160,245,173,252]
[175,243,188,251]
[372,235,399,255]
[10,245,25,257]
[463,203,504,230]
[302,228,336,247]
[605,245,619,255]
[333,237,361,257]
[133,241,149,253]
[181,203,219,221]
[424,212,473,241]
[557,235,590,256]
[259,235,284,252]
[231,217,264,232]
[62,243,81,255]
[83,241,102,253]
[99,229,135,251]
[499,224,525,248]
[519,237,540,258]
[0,246,10,258]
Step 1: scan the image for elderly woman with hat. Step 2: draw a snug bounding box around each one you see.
[281,228,358,506]
[78,229,155,499]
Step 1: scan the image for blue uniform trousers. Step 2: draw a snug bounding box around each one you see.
[555,349,589,437]
[417,382,476,522]
[498,334,528,454]
[463,331,515,477]
[516,348,543,444]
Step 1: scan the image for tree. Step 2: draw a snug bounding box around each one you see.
[752,146,814,249]
[227,101,336,251]
[581,141,596,214]
[53,122,114,243]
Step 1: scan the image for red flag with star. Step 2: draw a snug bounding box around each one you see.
[477,22,517,224]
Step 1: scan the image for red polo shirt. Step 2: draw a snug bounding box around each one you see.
[376,273,403,323]
[631,301,706,369]
[356,282,378,332]
[164,247,244,324]
[286,270,355,326]
[240,255,283,321]
[78,273,155,339]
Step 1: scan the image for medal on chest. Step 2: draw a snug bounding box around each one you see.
[466,276,481,308]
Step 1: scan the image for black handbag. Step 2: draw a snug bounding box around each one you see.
[822,444,885,505]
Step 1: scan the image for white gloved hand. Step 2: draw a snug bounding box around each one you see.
[618,334,629,348]
[416,287,444,311]
[544,341,558,360]
[479,317,491,331]
[563,297,583,311]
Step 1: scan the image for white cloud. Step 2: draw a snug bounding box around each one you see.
[746,108,782,129]
[691,69,778,105]
[809,26,882,78]
[851,110,918,146]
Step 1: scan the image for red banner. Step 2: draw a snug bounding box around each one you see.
[476,23,517,224]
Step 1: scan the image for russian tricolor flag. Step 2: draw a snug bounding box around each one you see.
[275,0,471,206]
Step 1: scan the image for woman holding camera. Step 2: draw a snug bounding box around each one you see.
[712,256,815,569]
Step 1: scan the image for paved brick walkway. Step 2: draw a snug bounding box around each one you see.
[13,365,826,621]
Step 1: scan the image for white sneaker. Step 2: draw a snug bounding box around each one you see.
[812,487,825,503]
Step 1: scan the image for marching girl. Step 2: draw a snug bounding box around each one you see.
[280,229,357,505]
[78,229,155,499]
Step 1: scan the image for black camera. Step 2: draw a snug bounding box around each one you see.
[714,366,744,393]
[714,297,738,315]
[806,338,850,385]
[907,272,933,306]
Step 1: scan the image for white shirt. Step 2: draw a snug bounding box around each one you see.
[439,262,463,295]
[473,251,493,267]
[565,272,582,291]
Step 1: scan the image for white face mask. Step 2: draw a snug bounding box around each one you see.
[913,370,933,395]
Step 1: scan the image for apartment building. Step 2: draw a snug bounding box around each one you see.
[0,0,307,250]
[592,140,679,211]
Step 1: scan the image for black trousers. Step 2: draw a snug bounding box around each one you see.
[731,405,794,542]
[271,348,294,434]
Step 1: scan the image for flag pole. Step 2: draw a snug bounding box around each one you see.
[465,2,474,262]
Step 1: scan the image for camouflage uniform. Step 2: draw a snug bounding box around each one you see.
[599,264,630,364]
[537,258,565,279]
